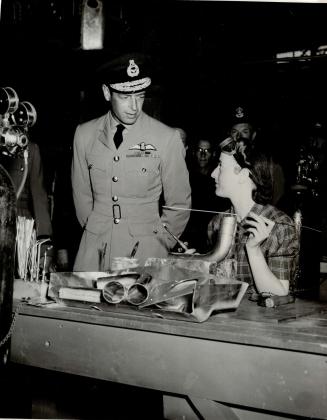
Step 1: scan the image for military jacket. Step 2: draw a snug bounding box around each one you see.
[0,142,52,237]
[72,111,191,271]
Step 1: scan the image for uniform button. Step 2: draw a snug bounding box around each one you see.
[114,218,120,224]
[112,176,118,182]
[114,156,120,162]
[112,196,118,202]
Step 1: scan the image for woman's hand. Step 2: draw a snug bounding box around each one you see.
[183,248,197,255]
[245,212,275,249]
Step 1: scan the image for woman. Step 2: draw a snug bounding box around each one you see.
[208,137,299,297]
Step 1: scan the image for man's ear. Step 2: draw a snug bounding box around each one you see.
[251,130,257,141]
[102,84,111,102]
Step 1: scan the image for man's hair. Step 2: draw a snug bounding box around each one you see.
[233,141,273,205]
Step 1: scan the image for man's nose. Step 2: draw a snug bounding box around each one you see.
[129,96,137,110]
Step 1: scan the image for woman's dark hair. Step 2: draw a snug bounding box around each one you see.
[220,137,273,205]
[234,141,273,205]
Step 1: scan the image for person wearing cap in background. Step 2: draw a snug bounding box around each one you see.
[72,52,191,271]
[228,105,285,207]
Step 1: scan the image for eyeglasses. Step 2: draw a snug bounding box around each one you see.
[196,147,212,154]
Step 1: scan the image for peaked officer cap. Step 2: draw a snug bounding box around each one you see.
[97,52,152,93]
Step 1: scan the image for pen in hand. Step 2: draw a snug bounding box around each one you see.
[162,223,189,252]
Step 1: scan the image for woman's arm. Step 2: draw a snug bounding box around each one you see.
[245,213,290,296]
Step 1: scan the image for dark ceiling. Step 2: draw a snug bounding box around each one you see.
[2,0,327,148]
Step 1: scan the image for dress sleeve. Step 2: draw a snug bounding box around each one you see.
[265,222,299,283]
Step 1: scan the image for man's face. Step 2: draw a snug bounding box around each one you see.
[103,85,145,125]
[195,140,214,168]
[230,123,254,141]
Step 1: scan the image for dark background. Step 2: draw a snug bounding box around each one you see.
[2,0,327,142]
[1,0,327,228]
[1,3,326,416]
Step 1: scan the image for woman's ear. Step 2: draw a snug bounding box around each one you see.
[102,84,111,102]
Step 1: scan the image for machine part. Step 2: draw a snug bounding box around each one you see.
[258,294,295,308]
[0,87,19,115]
[11,101,37,127]
[171,214,237,263]
[0,127,28,149]
[126,283,149,305]
[81,0,104,50]
[102,280,126,304]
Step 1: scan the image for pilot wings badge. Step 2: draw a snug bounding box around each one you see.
[129,142,157,151]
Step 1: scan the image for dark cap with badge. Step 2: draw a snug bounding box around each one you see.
[230,105,252,126]
[97,52,152,94]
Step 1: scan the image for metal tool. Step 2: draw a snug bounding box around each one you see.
[130,241,140,258]
[162,224,189,252]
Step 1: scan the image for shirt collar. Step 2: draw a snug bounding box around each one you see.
[239,202,264,228]
[109,110,144,133]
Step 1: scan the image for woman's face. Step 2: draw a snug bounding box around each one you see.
[211,152,240,198]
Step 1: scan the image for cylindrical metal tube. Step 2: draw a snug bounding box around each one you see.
[102,281,127,304]
[172,214,237,263]
[126,283,149,305]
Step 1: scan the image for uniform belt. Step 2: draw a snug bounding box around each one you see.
[93,202,159,221]
[112,204,121,219]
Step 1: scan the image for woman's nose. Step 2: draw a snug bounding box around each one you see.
[211,167,218,179]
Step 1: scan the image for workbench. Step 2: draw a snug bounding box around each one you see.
[10,297,327,419]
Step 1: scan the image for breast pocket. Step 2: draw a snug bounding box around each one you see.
[87,154,108,196]
[124,157,160,198]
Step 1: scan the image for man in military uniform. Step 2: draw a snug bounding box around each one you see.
[72,53,191,271]
[228,105,285,206]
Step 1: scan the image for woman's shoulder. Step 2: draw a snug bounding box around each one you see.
[260,204,294,225]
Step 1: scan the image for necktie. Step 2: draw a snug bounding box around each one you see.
[113,124,125,149]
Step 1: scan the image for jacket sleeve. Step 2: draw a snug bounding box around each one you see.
[160,129,191,244]
[71,125,93,228]
[29,143,53,237]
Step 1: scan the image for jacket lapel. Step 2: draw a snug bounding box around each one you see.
[98,113,115,151]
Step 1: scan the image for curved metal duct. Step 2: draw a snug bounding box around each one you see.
[172,214,237,263]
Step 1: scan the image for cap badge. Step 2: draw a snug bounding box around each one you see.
[235,107,244,119]
[127,60,140,78]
